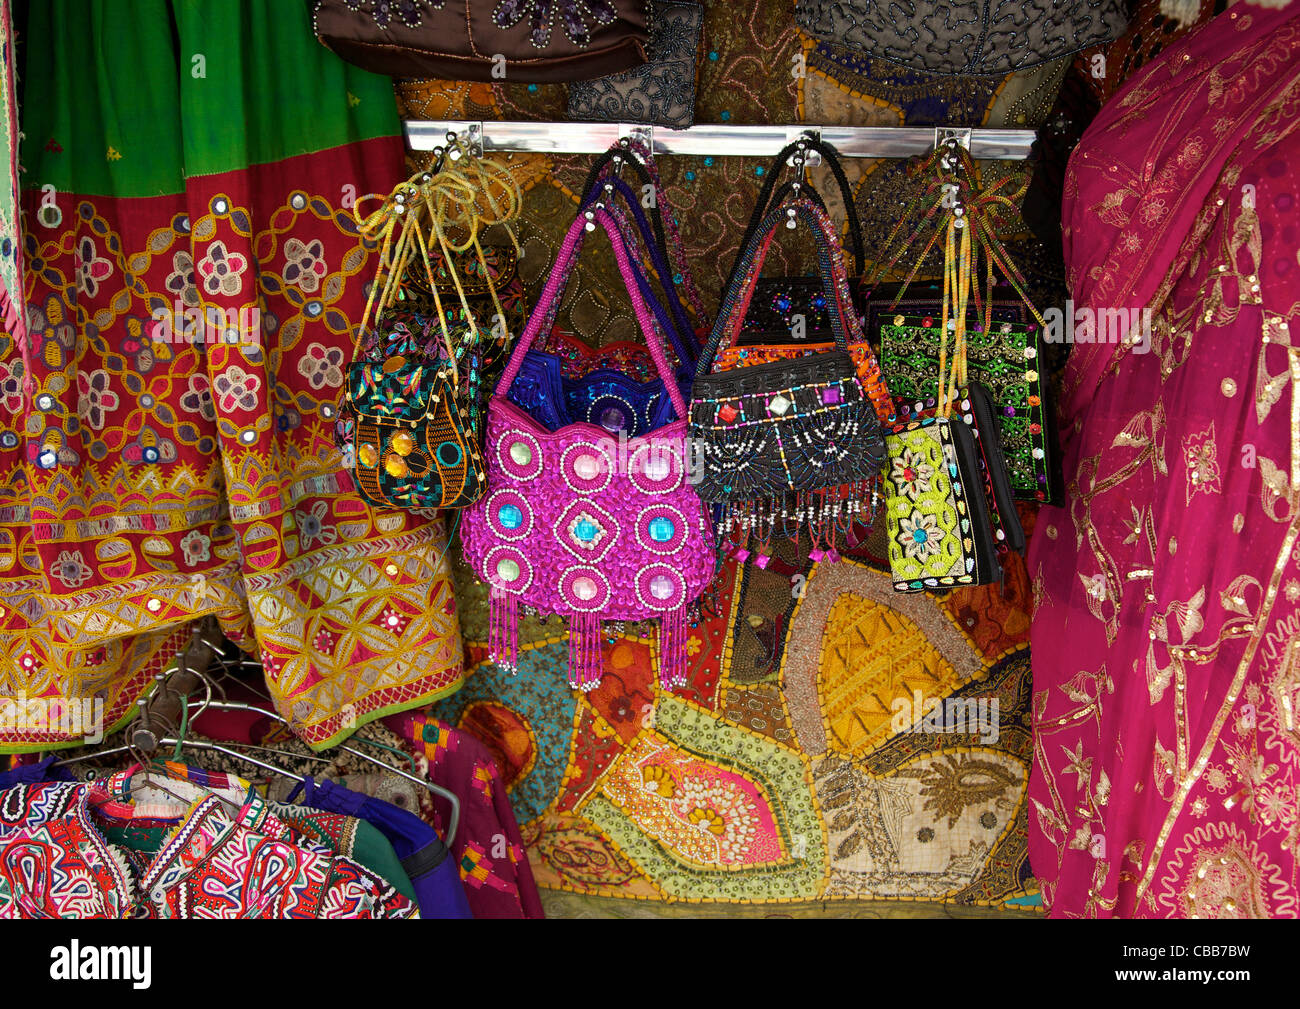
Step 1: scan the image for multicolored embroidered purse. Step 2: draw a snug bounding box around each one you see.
[885,408,998,590]
[341,147,523,511]
[347,309,484,510]
[878,311,1053,502]
[874,149,1021,590]
[403,240,527,382]
[690,198,891,553]
[461,208,715,692]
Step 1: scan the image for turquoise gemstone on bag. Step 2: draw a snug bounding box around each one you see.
[499,504,523,530]
[575,520,599,542]
[649,517,675,542]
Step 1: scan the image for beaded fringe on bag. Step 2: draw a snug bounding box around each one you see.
[488,586,520,674]
[719,477,880,560]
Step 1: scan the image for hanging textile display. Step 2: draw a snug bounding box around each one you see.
[1,0,463,752]
[0,0,22,346]
[1028,2,1300,917]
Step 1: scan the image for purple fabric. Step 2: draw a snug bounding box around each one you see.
[289,775,472,919]
[0,755,76,787]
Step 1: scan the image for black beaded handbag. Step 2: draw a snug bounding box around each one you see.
[728,135,867,344]
[689,197,891,554]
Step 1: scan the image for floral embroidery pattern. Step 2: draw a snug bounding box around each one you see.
[119,314,174,375]
[28,296,77,370]
[493,0,618,48]
[1183,422,1222,503]
[212,365,261,413]
[671,775,759,862]
[165,251,200,307]
[180,529,212,567]
[898,512,942,561]
[178,374,215,421]
[76,370,120,430]
[297,342,345,389]
[890,449,934,500]
[294,501,337,551]
[196,241,249,297]
[283,238,328,294]
[345,0,442,29]
[0,361,23,413]
[52,549,92,589]
[75,237,112,298]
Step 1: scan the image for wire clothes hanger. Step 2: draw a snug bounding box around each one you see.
[189,632,461,844]
[54,623,461,847]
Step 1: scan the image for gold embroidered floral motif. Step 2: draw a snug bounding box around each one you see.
[1183,423,1222,503]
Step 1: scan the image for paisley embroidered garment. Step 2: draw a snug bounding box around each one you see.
[1028,4,1300,917]
[1,0,464,753]
[0,777,417,918]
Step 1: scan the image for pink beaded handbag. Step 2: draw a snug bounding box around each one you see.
[460,207,716,692]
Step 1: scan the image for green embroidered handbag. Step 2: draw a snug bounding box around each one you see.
[872,143,1022,591]
[878,312,1054,503]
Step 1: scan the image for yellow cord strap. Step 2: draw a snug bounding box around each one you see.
[350,139,525,381]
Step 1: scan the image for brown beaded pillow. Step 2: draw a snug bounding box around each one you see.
[313,0,650,83]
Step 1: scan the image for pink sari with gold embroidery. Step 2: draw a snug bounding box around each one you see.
[1028,2,1300,917]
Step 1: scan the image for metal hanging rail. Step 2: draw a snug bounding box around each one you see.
[403,121,1036,160]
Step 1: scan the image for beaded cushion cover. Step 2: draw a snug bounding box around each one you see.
[877,313,1055,502]
[313,0,650,83]
[461,208,715,692]
[795,0,1129,77]
[568,0,703,128]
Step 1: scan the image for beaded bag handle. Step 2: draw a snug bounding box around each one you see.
[352,138,524,382]
[534,173,697,368]
[699,199,857,372]
[497,208,690,421]
[726,135,867,292]
[586,172,697,351]
[580,138,710,324]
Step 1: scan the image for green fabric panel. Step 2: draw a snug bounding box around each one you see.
[23,0,185,197]
[20,0,399,199]
[171,0,399,178]
[351,817,417,902]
